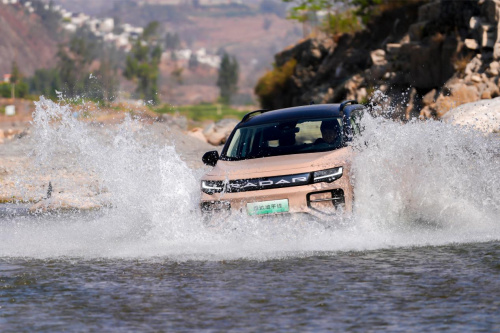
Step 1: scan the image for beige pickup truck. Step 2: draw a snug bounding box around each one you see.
[200,101,365,219]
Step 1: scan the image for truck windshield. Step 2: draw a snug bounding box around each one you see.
[222,118,344,161]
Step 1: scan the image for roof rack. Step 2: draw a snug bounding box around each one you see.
[339,100,358,113]
[241,109,271,122]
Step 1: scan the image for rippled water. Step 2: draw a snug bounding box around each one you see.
[1,242,500,331]
[0,98,499,330]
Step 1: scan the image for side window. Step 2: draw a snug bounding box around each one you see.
[350,110,364,136]
[350,117,360,136]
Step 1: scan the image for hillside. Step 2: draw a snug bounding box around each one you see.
[50,0,298,105]
[0,4,59,77]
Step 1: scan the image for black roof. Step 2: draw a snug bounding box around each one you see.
[240,104,362,127]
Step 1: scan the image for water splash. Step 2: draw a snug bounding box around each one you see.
[0,97,499,260]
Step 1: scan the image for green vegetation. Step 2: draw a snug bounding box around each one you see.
[217,53,239,104]
[282,0,420,31]
[27,28,119,102]
[0,61,28,99]
[155,103,244,122]
[254,58,297,109]
[323,9,362,35]
[165,32,181,51]
[0,82,28,99]
[124,21,162,105]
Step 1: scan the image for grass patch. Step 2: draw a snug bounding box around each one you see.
[155,103,246,122]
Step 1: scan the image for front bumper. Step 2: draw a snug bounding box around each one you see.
[200,176,352,219]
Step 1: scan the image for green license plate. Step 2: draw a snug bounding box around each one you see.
[247,199,289,216]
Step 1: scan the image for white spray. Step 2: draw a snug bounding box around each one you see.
[0,97,498,260]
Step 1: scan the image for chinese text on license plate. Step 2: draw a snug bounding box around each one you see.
[247,199,289,216]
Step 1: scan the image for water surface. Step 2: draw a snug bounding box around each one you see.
[1,242,499,331]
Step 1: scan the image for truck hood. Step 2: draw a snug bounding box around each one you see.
[204,147,352,180]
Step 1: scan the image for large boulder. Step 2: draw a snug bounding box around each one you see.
[442,97,500,133]
[187,127,208,143]
[203,119,239,146]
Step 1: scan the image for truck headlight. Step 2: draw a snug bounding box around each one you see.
[313,167,343,183]
[201,180,224,194]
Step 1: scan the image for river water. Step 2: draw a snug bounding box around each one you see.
[0,98,499,331]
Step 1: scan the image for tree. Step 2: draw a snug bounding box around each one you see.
[188,53,199,70]
[165,32,181,51]
[283,0,388,25]
[143,21,160,41]
[57,32,98,97]
[29,68,62,100]
[124,21,162,104]
[282,0,333,36]
[217,53,239,104]
[10,61,21,99]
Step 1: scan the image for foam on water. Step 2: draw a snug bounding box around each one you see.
[0,97,499,260]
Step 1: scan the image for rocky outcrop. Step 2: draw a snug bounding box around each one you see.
[257,0,500,121]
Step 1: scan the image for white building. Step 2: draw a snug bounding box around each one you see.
[99,18,114,33]
[71,12,90,26]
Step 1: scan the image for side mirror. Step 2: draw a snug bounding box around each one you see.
[202,150,219,167]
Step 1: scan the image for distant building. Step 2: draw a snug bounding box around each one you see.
[99,18,114,33]
[3,74,11,83]
[71,12,90,26]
